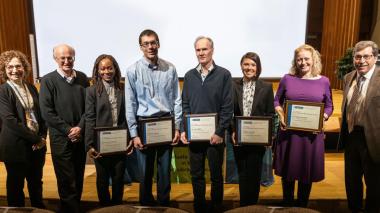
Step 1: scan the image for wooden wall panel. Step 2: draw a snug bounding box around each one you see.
[321,0,362,89]
[0,0,33,83]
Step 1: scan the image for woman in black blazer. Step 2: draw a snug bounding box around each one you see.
[231,52,275,206]
[0,50,47,208]
[85,54,131,206]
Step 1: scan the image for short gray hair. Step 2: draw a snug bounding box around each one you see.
[194,36,214,49]
[354,40,379,57]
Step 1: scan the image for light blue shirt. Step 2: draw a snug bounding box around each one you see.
[125,57,182,137]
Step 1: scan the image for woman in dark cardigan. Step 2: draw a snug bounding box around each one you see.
[231,52,275,206]
[85,54,132,206]
[0,50,47,208]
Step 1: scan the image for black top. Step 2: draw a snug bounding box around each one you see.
[0,82,47,162]
[39,70,89,137]
[182,63,233,137]
[233,78,275,117]
[232,78,275,132]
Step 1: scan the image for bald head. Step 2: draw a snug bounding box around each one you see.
[53,44,76,73]
[53,44,75,59]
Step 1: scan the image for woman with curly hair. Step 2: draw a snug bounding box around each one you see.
[0,50,46,208]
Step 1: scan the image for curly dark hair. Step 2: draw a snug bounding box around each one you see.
[91,54,122,96]
[0,50,31,84]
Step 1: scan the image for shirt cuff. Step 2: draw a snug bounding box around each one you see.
[130,129,138,138]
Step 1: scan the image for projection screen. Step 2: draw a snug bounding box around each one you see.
[32,0,308,78]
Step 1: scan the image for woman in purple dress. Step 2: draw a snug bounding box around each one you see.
[273,44,333,207]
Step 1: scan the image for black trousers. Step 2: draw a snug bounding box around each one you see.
[4,150,45,208]
[233,145,264,206]
[281,178,312,207]
[51,139,86,213]
[94,155,125,206]
[344,126,380,213]
[189,143,224,212]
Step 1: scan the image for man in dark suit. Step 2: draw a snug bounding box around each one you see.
[39,44,89,213]
[339,40,380,213]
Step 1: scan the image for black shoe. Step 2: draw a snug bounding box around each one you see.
[140,200,158,206]
[281,199,295,207]
[209,203,224,213]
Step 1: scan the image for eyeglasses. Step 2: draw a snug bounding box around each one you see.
[57,56,75,62]
[140,41,159,48]
[354,54,373,61]
[6,64,23,70]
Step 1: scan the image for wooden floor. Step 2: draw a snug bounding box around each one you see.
[0,153,346,202]
[0,89,348,212]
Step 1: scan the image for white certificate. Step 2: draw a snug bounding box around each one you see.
[285,101,324,131]
[144,120,173,145]
[288,105,321,130]
[98,129,127,154]
[240,120,269,144]
[187,115,216,141]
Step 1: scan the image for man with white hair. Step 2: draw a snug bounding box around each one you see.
[39,44,89,213]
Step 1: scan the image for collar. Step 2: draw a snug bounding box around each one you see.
[357,64,375,81]
[57,68,76,79]
[196,62,214,74]
[142,57,159,70]
[102,80,114,89]
[242,78,256,87]
[6,79,24,87]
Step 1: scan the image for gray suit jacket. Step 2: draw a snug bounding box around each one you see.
[339,65,380,163]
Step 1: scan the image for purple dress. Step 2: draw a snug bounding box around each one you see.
[273,74,333,183]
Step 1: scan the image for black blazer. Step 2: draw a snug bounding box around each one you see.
[84,82,127,152]
[0,82,47,162]
[232,78,275,132]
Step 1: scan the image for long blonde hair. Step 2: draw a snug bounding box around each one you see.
[289,44,322,76]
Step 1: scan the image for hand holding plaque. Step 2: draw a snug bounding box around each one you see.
[184,113,217,142]
[95,127,128,155]
[138,116,174,146]
[235,116,273,146]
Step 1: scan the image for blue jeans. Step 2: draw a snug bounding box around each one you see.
[136,144,172,206]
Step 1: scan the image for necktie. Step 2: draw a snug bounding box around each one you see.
[347,75,365,132]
